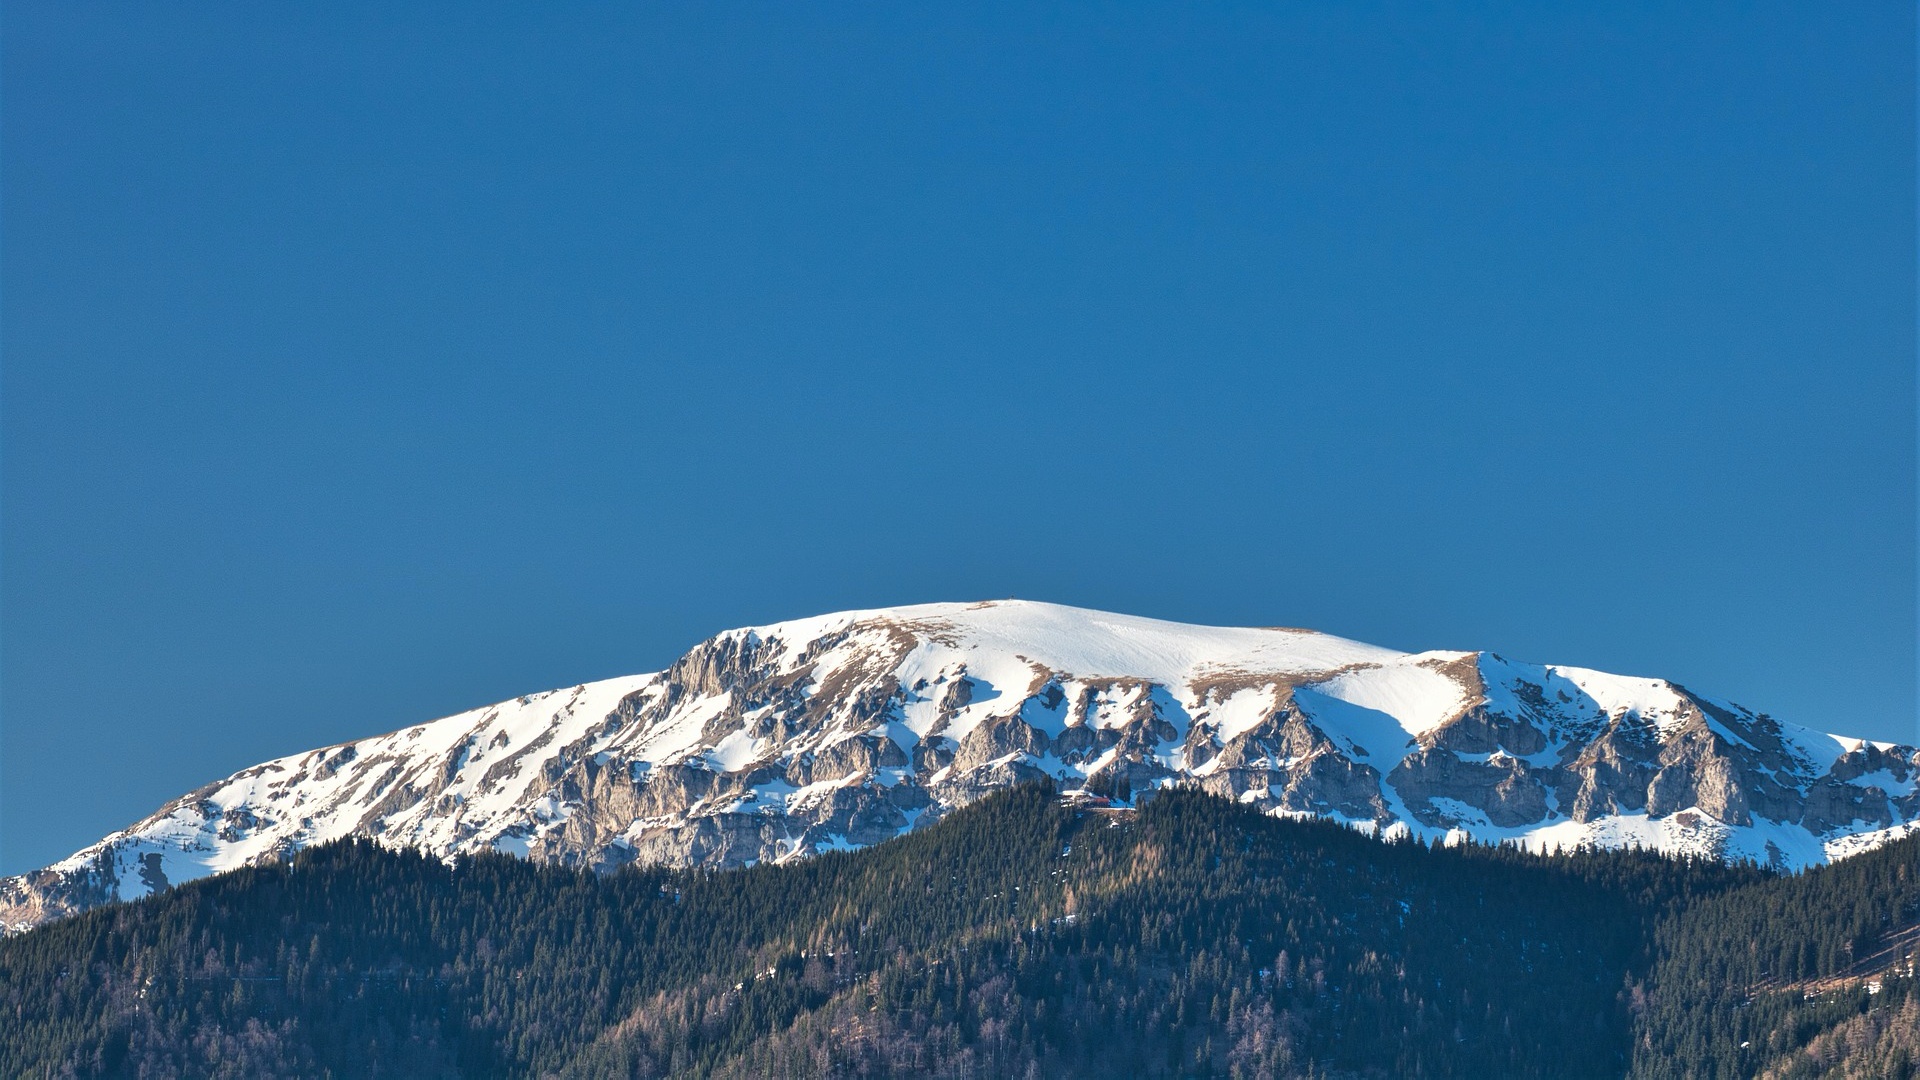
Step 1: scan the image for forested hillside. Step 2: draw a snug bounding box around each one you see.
[1630,823,1920,1080]
[2,785,1914,1078]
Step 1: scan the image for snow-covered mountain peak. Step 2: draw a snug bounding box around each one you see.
[727,599,1405,684]
[5,601,1915,934]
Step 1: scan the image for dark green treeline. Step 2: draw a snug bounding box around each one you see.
[1,785,1913,1078]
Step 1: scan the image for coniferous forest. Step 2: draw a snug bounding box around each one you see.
[1,785,1914,1078]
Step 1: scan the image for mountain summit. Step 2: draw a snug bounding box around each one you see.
[6,600,1915,932]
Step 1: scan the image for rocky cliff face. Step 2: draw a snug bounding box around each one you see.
[6,600,1916,933]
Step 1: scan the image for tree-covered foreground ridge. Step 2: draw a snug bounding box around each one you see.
[2,784,1915,1078]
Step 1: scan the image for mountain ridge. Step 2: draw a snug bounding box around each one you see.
[6,599,1916,933]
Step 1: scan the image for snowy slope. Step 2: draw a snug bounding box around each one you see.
[6,600,1916,933]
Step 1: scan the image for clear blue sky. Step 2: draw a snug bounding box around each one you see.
[3,3,1913,875]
